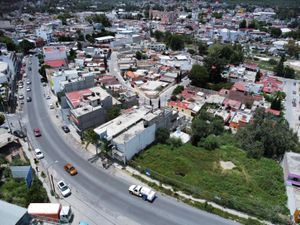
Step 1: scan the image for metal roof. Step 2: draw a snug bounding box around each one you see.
[0,200,27,225]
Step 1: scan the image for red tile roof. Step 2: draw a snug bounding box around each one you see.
[66,89,92,108]
[265,108,281,116]
[231,81,246,92]
[168,101,189,110]
[256,76,283,94]
[44,59,67,68]
[223,98,242,110]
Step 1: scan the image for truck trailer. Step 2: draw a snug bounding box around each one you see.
[28,203,73,223]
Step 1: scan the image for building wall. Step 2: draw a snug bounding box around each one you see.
[63,74,95,93]
[113,123,156,161]
[0,52,17,84]
[71,107,107,131]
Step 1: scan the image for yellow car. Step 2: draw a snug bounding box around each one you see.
[64,163,78,176]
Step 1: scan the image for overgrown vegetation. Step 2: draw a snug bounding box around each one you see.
[132,140,289,224]
[236,108,299,159]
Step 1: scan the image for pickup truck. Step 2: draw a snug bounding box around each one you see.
[128,185,156,202]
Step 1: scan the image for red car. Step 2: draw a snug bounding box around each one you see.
[33,128,41,137]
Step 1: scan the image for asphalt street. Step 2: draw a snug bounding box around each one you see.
[23,55,239,225]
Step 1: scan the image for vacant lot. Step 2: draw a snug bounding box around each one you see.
[132,142,288,223]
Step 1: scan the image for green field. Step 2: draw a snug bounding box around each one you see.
[132,138,289,223]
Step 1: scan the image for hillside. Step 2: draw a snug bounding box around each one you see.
[225,0,299,7]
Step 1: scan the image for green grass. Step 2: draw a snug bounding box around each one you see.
[132,139,289,224]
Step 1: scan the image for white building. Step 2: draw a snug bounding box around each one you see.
[36,24,53,43]
[0,62,9,84]
[50,69,79,94]
[94,107,178,163]
[0,52,17,85]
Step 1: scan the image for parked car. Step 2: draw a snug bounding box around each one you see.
[26,79,31,85]
[26,97,32,102]
[46,95,50,99]
[26,87,31,92]
[33,128,41,137]
[13,130,26,138]
[19,94,24,100]
[34,148,44,159]
[57,180,71,197]
[49,103,54,109]
[62,125,70,133]
[64,163,78,176]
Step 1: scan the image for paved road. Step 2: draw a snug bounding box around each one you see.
[23,55,239,225]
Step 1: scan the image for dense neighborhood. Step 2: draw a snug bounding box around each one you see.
[0,0,300,225]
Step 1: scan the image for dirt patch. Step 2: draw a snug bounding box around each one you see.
[220,161,236,170]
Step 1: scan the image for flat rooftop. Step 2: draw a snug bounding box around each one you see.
[113,121,145,145]
[94,107,151,140]
[0,200,27,225]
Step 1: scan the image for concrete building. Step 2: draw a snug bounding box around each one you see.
[0,200,30,225]
[0,52,18,85]
[66,86,114,132]
[49,69,79,94]
[94,107,179,163]
[36,24,53,43]
[43,46,68,68]
[0,61,9,84]
[60,73,95,94]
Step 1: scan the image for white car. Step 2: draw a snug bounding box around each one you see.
[57,180,71,197]
[19,94,24,100]
[34,148,44,159]
[128,185,156,202]
[49,103,54,109]
[26,87,31,92]
[46,95,51,99]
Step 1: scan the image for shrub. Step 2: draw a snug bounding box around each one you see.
[167,137,183,149]
[155,128,170,144]
[199,135,219,150]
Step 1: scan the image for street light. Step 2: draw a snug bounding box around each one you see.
[46,160,58,194]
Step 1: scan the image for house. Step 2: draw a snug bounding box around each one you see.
[66,86,117,132]
[36,24,53,43]
[0,51,18,85]
[94,107,179,163]
[229,111,252,129]
[43,46,68,68]
[256,76,283,94]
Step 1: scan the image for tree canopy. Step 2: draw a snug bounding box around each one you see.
[191,111,224,146]
[188,64,209,88]
[236,108,299,159]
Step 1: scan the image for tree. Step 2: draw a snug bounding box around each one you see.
[271,91,286,110]
[239,19,247,29]
[285,40,300,59]
[38,64,51,81]
[237,108,299,159]
[0,33,16,51]
[77,41,82,50]
[255,70,262,82]
[168,35,184,51]
[82,129,99,148]
[0,113,5,126]
[135,51,143,60]
[274,55,285,77]
[107,105,121,121]
[153,30,165,42]
[86,14,111,27]
[270,27,282,38]
[172,85,184,95]
[199,134,219,150]
[191,111,224,146]
[18,40,35,54]
[155,128,170,144]
[188,64,209,88]
[284,66,295,79]
[103,56,108,71]
[68,49,77,61]
[198,41,208,56]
